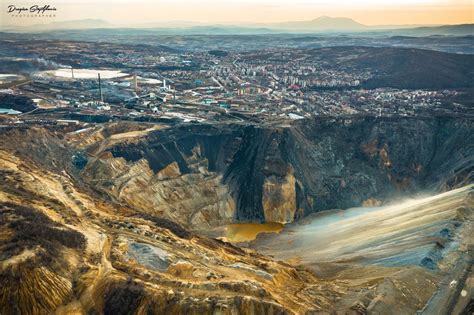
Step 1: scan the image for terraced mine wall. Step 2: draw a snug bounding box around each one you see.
[86,116,473,225]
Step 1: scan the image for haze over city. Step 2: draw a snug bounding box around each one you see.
[1,0,473,27]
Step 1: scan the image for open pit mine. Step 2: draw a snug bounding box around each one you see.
[0,116,473,315]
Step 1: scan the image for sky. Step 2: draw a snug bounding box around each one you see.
[1,0,473,27]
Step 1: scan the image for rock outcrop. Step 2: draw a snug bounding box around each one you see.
[79,116,472,227]
[0,127,346,315]
[0,118,472,314]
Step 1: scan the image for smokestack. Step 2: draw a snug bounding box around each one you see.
[71,67,74,79]
[98,73,103,103]
[133,74,138,91]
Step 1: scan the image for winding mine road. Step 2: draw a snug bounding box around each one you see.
[419,255,473,315]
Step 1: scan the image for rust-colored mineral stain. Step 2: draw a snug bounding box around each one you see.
[225,222,284,242]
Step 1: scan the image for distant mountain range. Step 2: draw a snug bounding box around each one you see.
[2,16,473,36]
[2,19,112,31]
[264,16,367,31]
[386,24,474,36]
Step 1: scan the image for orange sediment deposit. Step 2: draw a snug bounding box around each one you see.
[225,222,284,242]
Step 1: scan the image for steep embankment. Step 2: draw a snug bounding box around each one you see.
[78,116,473,228]
[0,126,348,315]
[0,122,472,314]
[251,184,474,314]
[253,185,473,267]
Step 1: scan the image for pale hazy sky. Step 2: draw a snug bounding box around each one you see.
[1,0,473,26]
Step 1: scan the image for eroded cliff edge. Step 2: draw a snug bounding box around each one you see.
[78,116,473,228]
[0,116,472,315]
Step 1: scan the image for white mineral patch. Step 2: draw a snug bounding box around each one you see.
[0,74,20,83]
[46,68,128,79]
[139,77,162,84]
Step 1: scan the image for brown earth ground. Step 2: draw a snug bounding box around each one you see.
[0,124,472,314]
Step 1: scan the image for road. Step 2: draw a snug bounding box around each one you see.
[419,255,473,315]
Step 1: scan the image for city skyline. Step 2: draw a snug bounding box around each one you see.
[1,0,473,28]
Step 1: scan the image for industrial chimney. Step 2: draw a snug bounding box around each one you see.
[98,73,103,103]
[133,74,138,91]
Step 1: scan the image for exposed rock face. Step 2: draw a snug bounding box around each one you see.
[0,128,346,315]
[0,121,472,315]
[80,116,473,227]
[83,140,236,229]
[262,167,297,223]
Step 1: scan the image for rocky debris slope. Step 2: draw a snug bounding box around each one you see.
[0,126,348,315]
[78,116,472,228]
[252,185,473,267]
[0,122,471,314]
[250,184,474,314]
